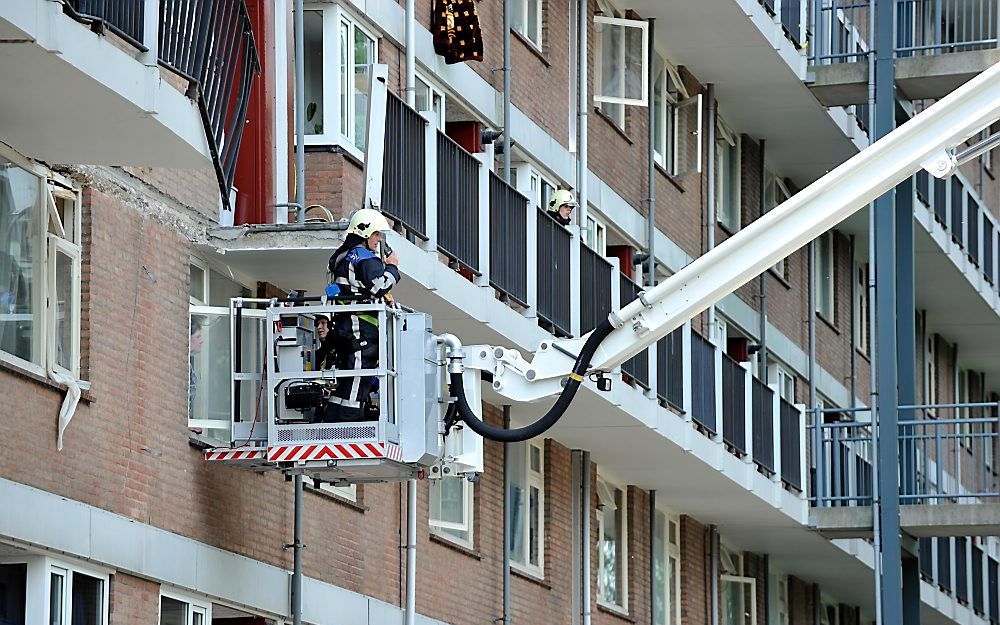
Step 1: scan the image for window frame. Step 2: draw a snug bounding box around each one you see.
[651,53,683,172]
[769,362,796,403]
[720,545,757,625]
[159,587,212,625]
[653,508,681,625]
[414,73,446,129]
[854,261,869,355]
[509,440,546,577]
[596,474,628,612]
[48,560,111,625]
[585,214,607,255]
[303,4,378,160]
[715,118,741,233]
[512,0,544,48]
[764,169,790,278]
[0,146,83,381]
[815,231,835,322]
[429,476,475,547]
[593,9,649,107]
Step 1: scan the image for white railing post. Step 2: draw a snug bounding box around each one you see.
[647,335,658,400]
[608,257,622,375]
[771,383,783,485]
[475,148,492,288]
[569,225,582,336]
[743,362,754,464]
[797,403,808,498]
[141,0,160,66]
[522,185,538,319]
[713,336,724,443]
[421,112,438,253]
[682,321,693,421]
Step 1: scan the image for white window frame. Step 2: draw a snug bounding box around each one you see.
[585,214,607,255]
[764,169,790,277]
[854,262,869,354]
[0,147,83,381]
[773,573,790,625]
[653,508,681,625]
[316,481,358,502]
[597,474,628,612]
[720,545,756,625]
[189,258,209,306]
[512,0,544,48]
[815,231,835,321]
[429,476,475,547]
[303,4,378,160]
[594,9,649,107]
[715,118,741,233]
[673,94,703,178]
[769,362,796,403]
[652,53,684,172]
[414,73,446,128]
[159,587,212,625]
[509,440,545,577]
[48,560,111,625]
[925,333,937,416]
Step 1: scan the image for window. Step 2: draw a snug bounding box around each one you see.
[770,363,795,403]
[854,262,869,354]
[815,232,835,321]
[414,75,445,128]
[0,152,82,378]
[49,565,108,625]
[512,0,543,47]
[429,477,474,546]
[597,475,627,610]
[958,369,971,444]
[764,170,790,277]
[925,334,937,414]
[159,591,210,625]
[301,6,377,155]
[652,53,681,171]
[316,482,358,502]
[721,545,756,625]
[653,510,681,625]
[509,440,545,576]
[595,0,649,128]
[0,563,26,625]
[715,119,740,233]
[770,573,789,625]
[586,215,606,254]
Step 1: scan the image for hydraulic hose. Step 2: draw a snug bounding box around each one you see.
[447,319,615,443]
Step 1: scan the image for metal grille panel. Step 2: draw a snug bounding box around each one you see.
[276,425,378,442]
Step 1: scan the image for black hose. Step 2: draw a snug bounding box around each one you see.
[448,319,615,442]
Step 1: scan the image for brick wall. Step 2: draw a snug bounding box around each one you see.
[109,572,160,625]
[304,149,365,220]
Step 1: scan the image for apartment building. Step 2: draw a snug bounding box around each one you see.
[1,0,999,624]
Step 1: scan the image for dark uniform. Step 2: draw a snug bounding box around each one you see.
[320,242,401,422]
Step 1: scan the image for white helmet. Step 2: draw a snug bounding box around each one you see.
[547,189,577,213]
[347,208,391,238]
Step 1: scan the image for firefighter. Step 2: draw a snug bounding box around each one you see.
[320,208,400,422]
[546,189,577,226]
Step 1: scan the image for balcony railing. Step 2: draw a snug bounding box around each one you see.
[752,377,776,473]
[780,398,803,490]
[64,0,145,49]
[537,210,572,336]
[489,173,529,306]
[722,353,747,455]
[691,330,717,433]
[580,243,613,334]
[383,93,428,239]
[656,328,684,409]
[437,132,481,273]
[620,275,649,389]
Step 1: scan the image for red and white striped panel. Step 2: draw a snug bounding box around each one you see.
[205,447,267,461]
[267,441,404,463]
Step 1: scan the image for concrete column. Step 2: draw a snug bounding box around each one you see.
[475,150,492,287]
[421,112,438,253]
[743,362,754,464]
[570,225,582,336]
[771,383,783,485]
[897,175,917,499]
[682,321,694,421]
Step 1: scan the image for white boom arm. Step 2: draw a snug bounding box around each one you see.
[464,61,1000,403]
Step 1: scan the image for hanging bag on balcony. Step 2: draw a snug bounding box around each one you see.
[432,0,484,64]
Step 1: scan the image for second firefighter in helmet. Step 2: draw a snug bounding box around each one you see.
[321,208,400,422]
[547,189,577,226]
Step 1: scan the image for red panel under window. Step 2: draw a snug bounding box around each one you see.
[606,245,634,280]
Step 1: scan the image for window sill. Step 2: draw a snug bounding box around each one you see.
[511,565,550,589]
[0,357,94,403]
[717,221,741,238]
[305,483,367,513]
[594,107,633,144]
[817,312,839,335]
[654,162,685,193]
[302,141,365,168]
[855,347,871,363]
[768,267,792,289]
[429,532,481,559]
[597,602,633,622]
[511,29,550,67]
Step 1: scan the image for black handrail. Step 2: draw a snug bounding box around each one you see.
[64,0,146,50]
[159,0,261,213]
[489,173,528,305]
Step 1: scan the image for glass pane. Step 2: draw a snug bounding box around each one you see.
[304,10,324,135]
[528,485,540,566]
[50,572,64,625]
[439,478,464,524]
[160,596,188,625]
[0,564,27,625]
[599,23,622,100]
[653,63,666,161]
[527,0,540,44]
[511,0,526,35]
[414,78,430,113]
[353,29,374,150]
[723,580,744,625]
[188,265,205,302]
[340,21,349,139]
[623,24,644,101]
[509,483,525,564]
[53,248,75,372]
[530,445,541,473]
[0,158,40,364]
[55,196,76,243]
[70,573,102,625]
[600,487,624,605]
[192,612,204,625]
[207,269,246,307]
[189,311,232,445]
[668,556,679,624]
[653,512,666,625]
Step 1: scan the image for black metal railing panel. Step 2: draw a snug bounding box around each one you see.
[436,131,480,272]
[919,538,933,579]
[988,557,998,623]
[620,275,649,388]
[382,93,427,238]
[780,398,802,490]
[722,353,746,454]
[760,0,776,14]
[969,196,980,264]
[751,377,775,473]
[952,179,965,245]
[973,545,985,614]
[939,537,953,592]
[984,221,994,283]
[691,330,717,433]
[781,0,804,46]
[159,0,260,212]
[65,0,146,49]
[916,170,930,205]
[957,537,969,602]
[580,243,612,334]
[934,176,948,224]
[657,327,684,408]
[489,173,529,305]
[536,209,571,336]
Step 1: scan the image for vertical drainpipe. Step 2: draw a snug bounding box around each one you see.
[404,3,417,623]
[646,18,656,286]
[577,0,589,229]
[758,139,767,381]
[710,526,719,625]
[705,85,716,337]
[809,236,820,505]
[582,451,592,625]
[294,0,306,222]
[292,472,303,625]
[648,490,656,625]
[502,0,512,181]
[571,451,582,625]
[849,234,857,409]
[502,407,512,625]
